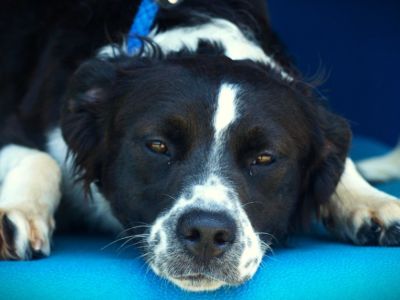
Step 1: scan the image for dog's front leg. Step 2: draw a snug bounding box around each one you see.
[320,158,400,245]
[0,145,61,259]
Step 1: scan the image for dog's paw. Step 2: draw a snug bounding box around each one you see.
[357,145,400,182]
[322,197,400,246]
[0,209,54,260]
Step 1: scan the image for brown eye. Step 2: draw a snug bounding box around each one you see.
[147,141,168,155]
[253,153,273,165]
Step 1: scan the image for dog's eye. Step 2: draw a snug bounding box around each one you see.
[147,140,169,155]
[252,153,273,166]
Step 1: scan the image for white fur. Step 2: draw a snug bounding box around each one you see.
[97,18,293,81]
[46,128,122,233]
[6,211,30,258]
[208,84,239,188]
[322,158,400,244]
[150,214,168,262]
[150,18,293,81]
[213,84,239,139]
[0,144,61,259]
[341,158,396,199]
[209,83,240,172]
[357,144,400,182]
[237,211,264,280]
[169,277,225,292]
[0,145,40,181]
[97,43,126,59]
[0,150,60,212]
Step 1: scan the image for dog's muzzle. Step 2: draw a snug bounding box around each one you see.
[143,177,266,291]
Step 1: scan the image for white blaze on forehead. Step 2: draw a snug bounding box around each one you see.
[213,83,240,141]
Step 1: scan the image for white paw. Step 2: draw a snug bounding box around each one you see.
[322,197,400,246]
[357,146,400,182]
[0,209,54,260]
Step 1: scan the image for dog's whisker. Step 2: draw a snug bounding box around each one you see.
[256,231,278,244]
[263,252,278,263]
[162,193,179,202]
[124,240,148,248]
[116,224,151,238]
[241,201,262,209]
[118,237,141,251]
[118,242,148,254]
[116,233,150,252]
[101,235,138,250]
[139,251,152,260]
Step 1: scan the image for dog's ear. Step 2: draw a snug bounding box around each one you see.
[300,104,351,223]
[61,56,154,192]
[60,58,118,193]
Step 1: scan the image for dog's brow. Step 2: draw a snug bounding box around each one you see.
[162,116,191,143]
[164,116,189,131]
[239,127,269,150]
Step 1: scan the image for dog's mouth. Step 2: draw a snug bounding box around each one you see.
[149,257,253,292]
[175,274,208,281]
[169,274,226,292]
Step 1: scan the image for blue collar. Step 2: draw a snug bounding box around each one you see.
[127,0,160,54]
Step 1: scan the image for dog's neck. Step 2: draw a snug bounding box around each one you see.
[98,3,294,81]
[150,17,292,81]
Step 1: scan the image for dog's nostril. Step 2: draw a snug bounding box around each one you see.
[177,210,236,261]
[185,228,201,242]
[214,230,230,246]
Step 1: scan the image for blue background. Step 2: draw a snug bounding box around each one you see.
[269,0,399,146]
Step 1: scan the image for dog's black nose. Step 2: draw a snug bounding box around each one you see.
[177,210,236,261]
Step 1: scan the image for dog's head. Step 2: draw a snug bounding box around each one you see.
[61,55,350,291]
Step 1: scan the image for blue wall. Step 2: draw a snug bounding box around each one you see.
[268,0,400,146]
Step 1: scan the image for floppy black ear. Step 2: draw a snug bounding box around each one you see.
[301,104,352,222]
[61,56,155,192]
[60,58,117,192]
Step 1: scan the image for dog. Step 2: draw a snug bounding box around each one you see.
[358,143,400,182]
[1,0,400,292]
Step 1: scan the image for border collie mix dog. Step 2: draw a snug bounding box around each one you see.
[1,0,400,292]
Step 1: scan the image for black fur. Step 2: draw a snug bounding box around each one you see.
[0,0,350,243]
[60,53,350,240]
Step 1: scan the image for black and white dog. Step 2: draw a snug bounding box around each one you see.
[1,0,399,292]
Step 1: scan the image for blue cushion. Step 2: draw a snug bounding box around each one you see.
[1,137,400,299]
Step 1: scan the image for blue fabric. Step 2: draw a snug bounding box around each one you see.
[127,0,159,54]
[2,1,399,298]
[1,137,400,299]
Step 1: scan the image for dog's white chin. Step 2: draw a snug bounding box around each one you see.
[169,277,226,292]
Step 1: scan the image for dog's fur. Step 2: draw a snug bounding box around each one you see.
[1,0,400,292]
[358,143,400,182]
